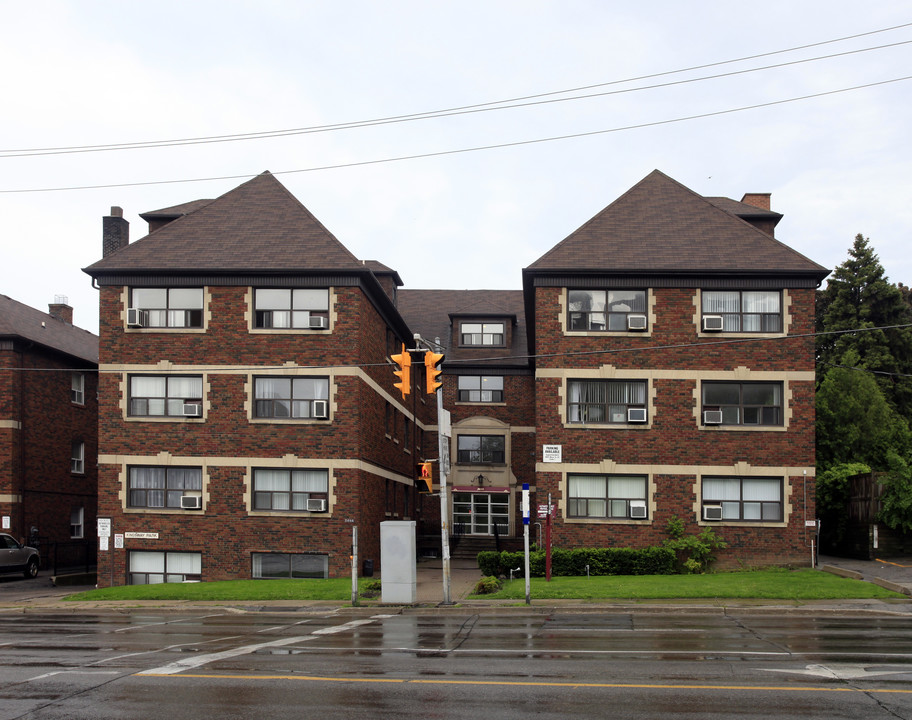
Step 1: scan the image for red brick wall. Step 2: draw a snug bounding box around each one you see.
[532,286,817,566]
[96,284,425,584]
[0,345,97,546]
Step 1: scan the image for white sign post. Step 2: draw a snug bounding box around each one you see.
[522,483,531,605]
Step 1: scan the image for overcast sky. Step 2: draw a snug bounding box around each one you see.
[2,1,910,334]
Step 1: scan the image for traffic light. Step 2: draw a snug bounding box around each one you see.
[417,461,433,494]
[424,351,444,394]
[391,343,411,399]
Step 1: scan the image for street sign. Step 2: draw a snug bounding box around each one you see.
[537,504,555,518]
[97,517,111,538]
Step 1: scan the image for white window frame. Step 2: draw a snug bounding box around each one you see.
[129,551,202,585]
[568,289,647,332]
[567,379,647,425]
[128,375,204,417]
[701,476,783,522]
[457,375,504,403]
[70,506,84,539]
[253,288,330,329]
[71,441,85,474]
[567,474,648,519]
[701,290,781,333]
[460,322,505,346]
[71,372,85,405]
[252,552,328,579]
[252,468,329,512]
[130,288,204,329]
[253,376,330,420]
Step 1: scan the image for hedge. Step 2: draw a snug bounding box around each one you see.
[477,546,676,577]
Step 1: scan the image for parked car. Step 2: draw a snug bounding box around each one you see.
[0,533,40,578]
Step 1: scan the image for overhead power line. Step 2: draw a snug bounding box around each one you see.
[7,322,912,374]
[2,74,909,194]
[1,26,911,158]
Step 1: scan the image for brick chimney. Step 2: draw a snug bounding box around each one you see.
[103,206,129,257]
[740,193,771,211]
[48,295,73,324]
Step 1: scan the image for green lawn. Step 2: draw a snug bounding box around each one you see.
[62,569,906,603]
[65,578,374,602]
[471,569,906,601]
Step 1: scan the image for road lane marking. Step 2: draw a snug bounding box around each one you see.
[138,615,393,675]
[28,671,121,682]
[135,672,912,695]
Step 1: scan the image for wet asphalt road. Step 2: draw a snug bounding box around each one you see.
[2,607,912,719]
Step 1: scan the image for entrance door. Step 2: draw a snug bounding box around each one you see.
[453,492,509,536]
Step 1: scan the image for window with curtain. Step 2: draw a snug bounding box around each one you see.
[702,476,782,521]
[128,466,202,509]
[254,288,329,329]
[254,377,329,419]
[568,474,647,518]
[702,290,781,332]
[129,551,201,584]
[568,289,647,331]
[129,375,203,416]
[131,288,204,328]
[252,553,328,579]
[460,322,504,346]
[702,382,782,426]
[252,468,329,511]
[568,380,647,424]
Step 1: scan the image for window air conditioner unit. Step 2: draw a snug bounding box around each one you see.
[704,410,723,425]
[309,316,328,329]
[180,495,202,510]
[629,501,647,519]
[703,505,723,521]
[627,314,648,331]
[182,403,202,417]
[127,308,146,327]
[703,315,724,332]
[307,498,327,512]
[312,400,329,419]
[627,407,647,423]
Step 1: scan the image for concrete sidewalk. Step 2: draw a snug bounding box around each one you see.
[415,557,482,603]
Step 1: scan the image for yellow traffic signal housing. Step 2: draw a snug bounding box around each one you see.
[391,343,411,399]
[417,461,433,494]
[424,351,444,394]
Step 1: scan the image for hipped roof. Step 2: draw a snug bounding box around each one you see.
[84,172,364,275]
[525,170,828,279]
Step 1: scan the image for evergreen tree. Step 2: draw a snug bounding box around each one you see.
[816,234,912,418]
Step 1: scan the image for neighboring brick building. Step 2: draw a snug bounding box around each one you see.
[84,169,828,585]
[84,174,432,585]
[0,295,98,557]
[522,170,828,567]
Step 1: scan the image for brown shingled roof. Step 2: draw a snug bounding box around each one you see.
[84,172,362,274]
[0,295,98,364]
[398,289,528,368]
[526,170,828,277]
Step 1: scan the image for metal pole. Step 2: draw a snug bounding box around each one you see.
[351,526,358,606]
[546,492,552,582]
[437,385,452,604]
[522,482,530,605]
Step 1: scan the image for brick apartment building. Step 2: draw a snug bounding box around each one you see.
[0,295,99,557]
[84,169,827,585]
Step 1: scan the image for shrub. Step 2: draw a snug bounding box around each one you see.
[662,517,727,573]
[479,546,675,577]
[472,576,502,594]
